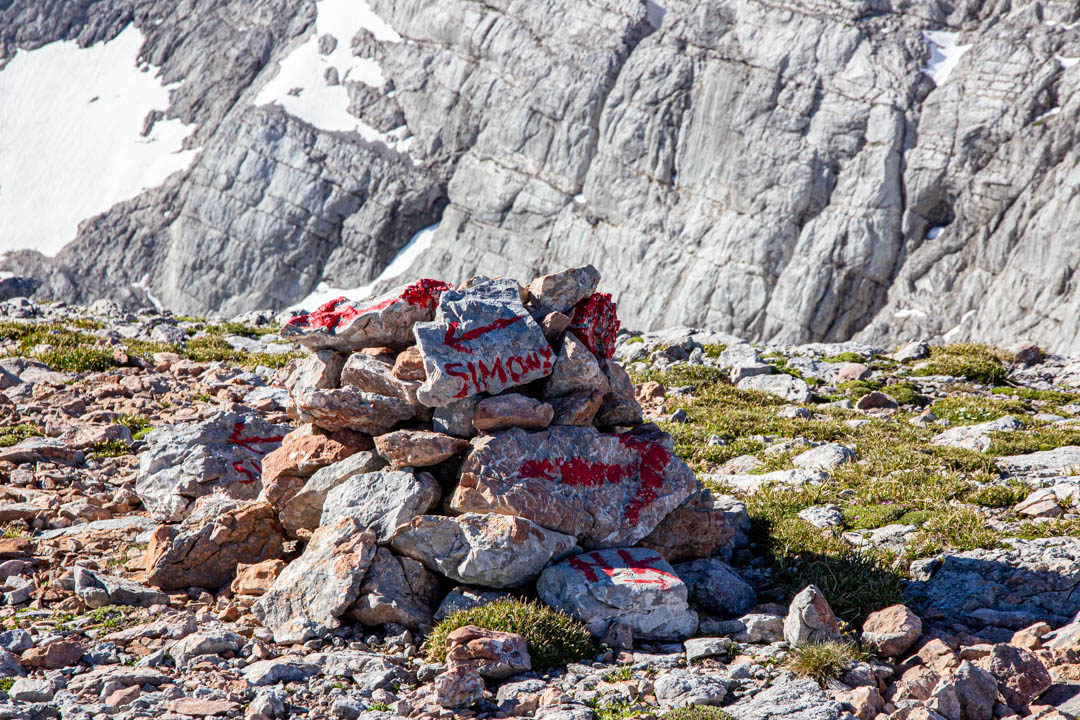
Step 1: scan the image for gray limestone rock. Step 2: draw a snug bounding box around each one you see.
[135,410,291,523]
[321,469,441,543]
[390,512,577,588]
[415,278,554,407]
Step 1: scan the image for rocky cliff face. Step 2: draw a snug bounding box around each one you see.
[2,0,1079,351]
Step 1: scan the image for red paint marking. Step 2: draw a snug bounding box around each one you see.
[568,550,676,589]
[285,279,450,334]
[228,421,283,484]
[445,348,552,398]
[443,316,523,353]
[400,278,452,310]
[516,433,672,525]
[569,293,619,359]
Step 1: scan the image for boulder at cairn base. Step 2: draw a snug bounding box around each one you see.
[390,512,577,588]
[135,410,291,523]
[414,278,555,407]
[348,547,439,629]
[145,496,285,591]
[252,517,376,644]
[281,279,451,351]
[451,425,698,548]
[538,547,698,640]
[290,386,414,434]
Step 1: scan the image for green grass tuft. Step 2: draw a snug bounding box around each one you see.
[912,344,1013,385]
[932,395,1029,425]
[0,424,42,448]
[426,598,595,671]
[785,641,871,686]
[661,708,733,720]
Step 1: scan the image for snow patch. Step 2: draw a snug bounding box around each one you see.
[1034,106,1061,122]
[1057,55,1080,69]
[255,0,411,149]
[0,25,199,256]
[290,223,439,311]
[894,309,928,319]
[942,309,977,340]
[925,226,945,239]
[921,30,971,86]
[132,274,165,312]
[646,0,666,29]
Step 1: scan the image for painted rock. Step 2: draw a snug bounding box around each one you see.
[450,426,699,548]
[390,512,577,588]
[252,517,376,644]
[414,278,554,407]
[135,411,291,523]
[568,293,619,359]
[537,547,698,640]
[281,279,451,351]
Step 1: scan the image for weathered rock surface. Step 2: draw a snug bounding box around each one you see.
[349,548,439,629]
[861,605,922,658]
[452,426,698,547]
[391,513,577,588]
[415,278,554,407]
[252,518,376,643]
[639,489,734,563]
[674,558,757,618]
[145,497,285,591]
[281,280,450,351]
[537,547,698,640]
[290,386,414,434]
[374,429,470,467]
[135,411,290,522]
[73,566,169,609]
[321,469,441,543]
[473,394,554,432]
[932,416,1025,452]
[527,266,600,316]
[278,450,387,534]
[445,625,531,679]
[784,585,841,646]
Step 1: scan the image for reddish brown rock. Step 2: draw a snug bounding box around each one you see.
[541,312,572,343]
[638,489,733,563]
[983,643,1051,708]
[837,363,871,382]
[544,333,609,399]
[855,391,899,412]
[446,625,531,679]
[374,430,470,467]
[145,497,285,591]
[434,663,484,708]
[166,699,237,717]
[0,537,32,560]
[230,559,287,597]
[291,386,414,433]
[549,390,604,426]
[473,394,554,432]
[261,429,369,511]
[283,350,344,393]
[392,346,426,381]
[861,605,922,658]
[21,640,84,669]
[527,265,600,315]
[451,425,698,548]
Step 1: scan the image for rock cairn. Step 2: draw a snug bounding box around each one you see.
[138,266,739,646]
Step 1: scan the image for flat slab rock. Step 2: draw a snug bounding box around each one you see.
[414,278,554,407]
[135,410,290,522]
[996,445,1080,478]
[537,547,698,640]
[281,279,451,351]
[451,425,698,548]
[906,536,1080,631]
[724,676,842,720]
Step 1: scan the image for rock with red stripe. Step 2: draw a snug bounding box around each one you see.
[414,278,555,407]
[450,425,699,548]
[281,279,451,352]
[135,411,292,523]
[537,547,698,640]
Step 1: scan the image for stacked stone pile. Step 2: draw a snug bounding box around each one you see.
[135,266,748,649]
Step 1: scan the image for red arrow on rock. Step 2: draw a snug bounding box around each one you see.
[443,316,523,354]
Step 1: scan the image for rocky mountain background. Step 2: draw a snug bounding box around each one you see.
[1,0,1079,352]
